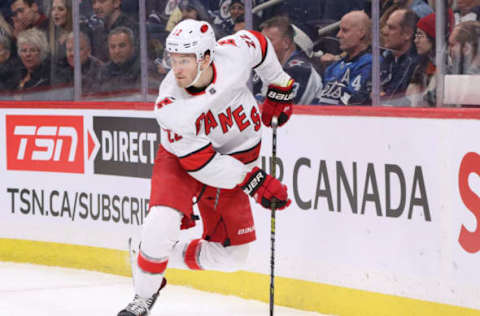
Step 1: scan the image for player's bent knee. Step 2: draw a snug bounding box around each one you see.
[140,206,182,258]
[200,242,250,271]
[227,243,250,269]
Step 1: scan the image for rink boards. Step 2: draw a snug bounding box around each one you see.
[0,103,479,316]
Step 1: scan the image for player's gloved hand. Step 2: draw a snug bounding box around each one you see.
[239,167,291,210]
[261,78,295,127]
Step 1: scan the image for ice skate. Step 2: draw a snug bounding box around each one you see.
[117,278,167,316]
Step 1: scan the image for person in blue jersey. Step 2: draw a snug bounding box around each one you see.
[316,10,373,106]
[253,16,323,105]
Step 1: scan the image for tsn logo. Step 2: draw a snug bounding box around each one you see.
[6,115,84,173]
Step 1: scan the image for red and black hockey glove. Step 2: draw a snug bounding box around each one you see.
[239,167,291,210]
[261,79,295,127]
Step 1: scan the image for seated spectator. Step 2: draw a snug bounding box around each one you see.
[15,27,50,90]
[380,0,404,45]
[380,0,432,44]
[254,16,323,105]
[91,0,136,30]
[449,21,480,74]
[229,0,244,22]
[88,0,137,62]
[406,13,438,106]
[316,10,373,106]
[48,0,72,61]
[210,0,247,32]
[0,33,22,91]
[408,8,454,106]
[52,31,103,94]
[380,9,419,104]
[166,0,224,37]
[217,0,245,35]
[316,1,368,69]
[454,0,480,24]
[10,0,49,38]
[98,26,140,94]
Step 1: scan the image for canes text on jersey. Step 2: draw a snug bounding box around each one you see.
[195,104,261,136]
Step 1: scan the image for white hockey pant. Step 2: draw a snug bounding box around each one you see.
[134,206,250,298]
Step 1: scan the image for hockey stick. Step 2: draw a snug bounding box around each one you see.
[128,237,138,287]
[269,116,278,316]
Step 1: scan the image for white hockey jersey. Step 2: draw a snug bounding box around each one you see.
[154,30,290,190]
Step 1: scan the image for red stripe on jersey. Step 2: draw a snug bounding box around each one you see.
[230,141,261,164]
[247,30,268,68]
[137,252,168,274]
[179,143,216,172]
[184,239,203,270]
[212,62,217,84]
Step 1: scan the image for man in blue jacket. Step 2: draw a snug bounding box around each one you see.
[316,10,373,105]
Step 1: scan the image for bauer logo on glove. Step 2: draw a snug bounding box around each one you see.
[243,171,265,195]
[239,167,291,210]
[266,90,294,102]
[261,79,295,127]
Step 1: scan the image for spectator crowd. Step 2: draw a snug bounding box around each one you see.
[0,0,479,106]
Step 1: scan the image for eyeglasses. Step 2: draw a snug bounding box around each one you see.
[415,32,426,39]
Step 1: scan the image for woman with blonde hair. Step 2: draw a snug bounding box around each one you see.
[48,0,72,61]
[16,28,51,90]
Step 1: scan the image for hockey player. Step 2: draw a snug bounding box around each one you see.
[117,19,294,316]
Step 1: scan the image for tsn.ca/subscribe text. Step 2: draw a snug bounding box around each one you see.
[6,187,149,225]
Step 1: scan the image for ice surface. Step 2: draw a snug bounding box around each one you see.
[0,262,328,316]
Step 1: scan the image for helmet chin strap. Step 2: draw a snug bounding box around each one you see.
[187,54,213,88]
[187,62,204,88]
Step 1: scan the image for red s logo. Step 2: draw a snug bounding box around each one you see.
[458,152,480,253]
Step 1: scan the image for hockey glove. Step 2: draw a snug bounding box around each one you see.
[261,79,295,127]
[239,167,291,210]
